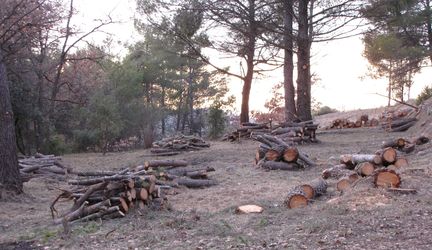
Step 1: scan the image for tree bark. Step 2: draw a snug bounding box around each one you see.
[0,54,23,195]
[296,0,312,121]
[240,0,257,123]
[426,0,432,64]
[283,0,296,122]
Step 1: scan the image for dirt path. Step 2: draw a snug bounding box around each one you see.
[1,128,432,249]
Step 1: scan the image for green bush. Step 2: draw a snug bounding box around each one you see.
[416,85,432,105]
[43,134,71,155]
[208,103,226,138]
[313,106,338,116]
[73,129,99,152]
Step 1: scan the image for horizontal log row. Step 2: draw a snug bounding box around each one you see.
[150,134,210,156]
[381,136,429,154]
[322,147,406,192]
[253,134,316,171]
[325,115,380,130]
[284,177,328,209]
[222,122,271,142]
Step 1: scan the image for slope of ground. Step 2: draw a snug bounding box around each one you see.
[1,127,431,249]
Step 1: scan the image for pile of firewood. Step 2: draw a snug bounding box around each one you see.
[381,117,418,132]
[222,122,271,142]
[150,135,210,156]
[19,153,72,182]
[284,177,327,208]
[253,134,316,170]
[381,136,429,154]
[269,120,319,144]
[322,147,408,192]
[50,160,217,228]
[325,115,380,130]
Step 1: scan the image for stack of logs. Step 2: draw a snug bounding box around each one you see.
[222,122,271,142]
[269,120,319,144]
[19,153,72,182]
[284,177,328,208]
[326,115,379,130]
[51,160,217,227]
[150,135,210,156]
[322,147,406,192]
[253,134,316,170]
[381,117,418,132]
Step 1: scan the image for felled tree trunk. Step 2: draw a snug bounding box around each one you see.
[374,169,401,188]
[299,177,327,199]
[144,160,188,169]
[261,161,302,171]
[284,186,308,209]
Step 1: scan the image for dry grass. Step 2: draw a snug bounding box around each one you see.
[1,126,432,249]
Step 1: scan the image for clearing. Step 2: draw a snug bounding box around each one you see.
[1,122,432,249]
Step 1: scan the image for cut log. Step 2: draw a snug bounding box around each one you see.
[119,197,129,213]
[400,143,415,154]
[413,135,429,145]
[340,154,381,168]
[300,177,327,199]
[144,160,188,169]
[284,187,308,209]
[380,147,397,166]
[394,157,409,168]
[382,138,406,149]
[176,178,217,188]
[354,162,375,176]
[137,188,149,201]
[70,182,107,213]
[298,152,316,167]
[322,164,359,181]
[390,120,416,132]
[336,176,355,192]
[235,205,264,214]
[282,147,299,163]
[265,149,282,161]
[261,161,302,171]
[374,169,401,188]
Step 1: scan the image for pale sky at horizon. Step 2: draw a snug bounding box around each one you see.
[75,0,432,113]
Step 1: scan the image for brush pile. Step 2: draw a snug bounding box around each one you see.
[50,160,217,227]
[150,134,210,156]
[325,115,380,130]
[252,134,316,170]
[19,153,72,182]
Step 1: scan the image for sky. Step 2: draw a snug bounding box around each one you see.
[74,0,432,113]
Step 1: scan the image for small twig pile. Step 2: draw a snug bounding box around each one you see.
[150,134,210,156]
[252,134,316,170]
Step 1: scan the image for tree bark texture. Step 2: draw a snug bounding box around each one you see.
[0,54,23,195]
[296,0,312,121]
[283,0,296,122]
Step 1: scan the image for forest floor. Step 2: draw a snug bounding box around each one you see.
[1,125,432,249]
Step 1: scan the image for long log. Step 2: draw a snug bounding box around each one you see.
[382,138,406,149]
[261,161,302,171]
[176,178,217,188]
[70,182,107,213]
[144,160,188,169]
[390,120,417,132]
[322,164,359,181]
[340,154,382,168]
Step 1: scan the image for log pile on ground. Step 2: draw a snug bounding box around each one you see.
[269,120,319,144]
[50,160,217,227]
[325,115,380,130]
[284,177,327,209]
[222,122,271,142]
[252,134,316,170]
[381,136,429,154]
[381,117,418,132]
[150,134,210,156]
[19,153,73,182]
[322,147,410,192]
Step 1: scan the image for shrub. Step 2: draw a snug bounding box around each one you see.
[43,134,71,155]
[313,106,338,116]
[416,85,432,105]
[208,103,226,138]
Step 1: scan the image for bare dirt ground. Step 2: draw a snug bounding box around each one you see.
[1,126,432,249]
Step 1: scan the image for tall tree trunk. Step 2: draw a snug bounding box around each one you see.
[426,0,432,64]
[187,67,195,135]
[388,63,392,107]
[283,0,296,122]
[0,54,23,195]
[161,85,166,136]
[240,0,257,124]
[296,0,312,121]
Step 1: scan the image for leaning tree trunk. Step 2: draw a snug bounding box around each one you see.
[0,54,23,195]
[283,0,296,122]
[296,0,312,121]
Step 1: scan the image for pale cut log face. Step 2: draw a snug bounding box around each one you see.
[300,185,314,199]
[337,179,351,191]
